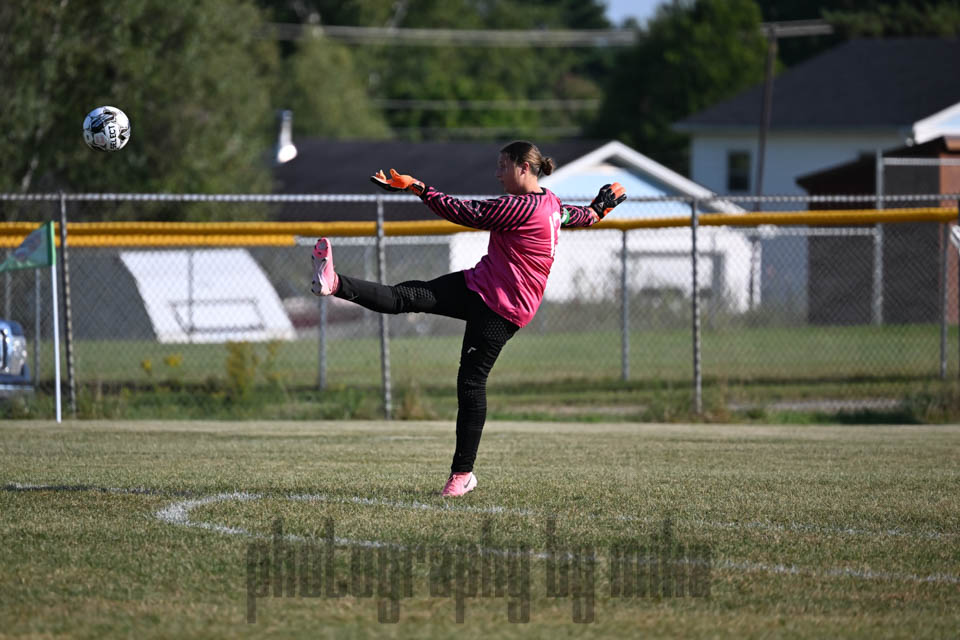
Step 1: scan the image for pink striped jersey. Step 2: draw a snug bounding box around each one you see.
[420,186,598,328]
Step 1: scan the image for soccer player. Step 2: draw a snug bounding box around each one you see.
[311,141,626,497]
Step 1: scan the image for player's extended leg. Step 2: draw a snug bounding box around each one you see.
[336,272,472,319]
[312,237,471,319]
[443,294,520,497]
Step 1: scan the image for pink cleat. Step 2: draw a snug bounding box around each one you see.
[311,237,339,296]
[441,472,477,497]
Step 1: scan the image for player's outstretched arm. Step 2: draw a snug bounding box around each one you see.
[370,168,426,197]
[590,182,627,220]
[369,168,506,229]
[560,182,628,227]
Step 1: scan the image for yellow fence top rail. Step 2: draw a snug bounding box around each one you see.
[0,207,956,247]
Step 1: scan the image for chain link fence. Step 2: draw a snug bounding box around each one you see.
[1,192,957,421]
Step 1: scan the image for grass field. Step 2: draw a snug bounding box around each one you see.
[2,420,958,638]
[9,323,959,423]
[55,324,960,386]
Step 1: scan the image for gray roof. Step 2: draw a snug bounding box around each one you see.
[274,139,607,195]
[271,139,609,222]
[675,38,960,131]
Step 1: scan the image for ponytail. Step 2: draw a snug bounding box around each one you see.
[500,140,555,177]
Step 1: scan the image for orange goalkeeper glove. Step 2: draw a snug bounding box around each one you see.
[370,168,426,196]
[590,182,626,219]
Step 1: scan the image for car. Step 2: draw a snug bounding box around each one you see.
[0,318,33,396]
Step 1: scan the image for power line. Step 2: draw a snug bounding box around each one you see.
[266,23,636,47]
[265,19,832,47]
[762,20,834,38]
[374,99,600,111]
[390,125,584,138]
[267,23,636,47]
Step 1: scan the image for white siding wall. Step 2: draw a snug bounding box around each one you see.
[450,226,755,311]
[689,132,906,198]
[687,130,905,316]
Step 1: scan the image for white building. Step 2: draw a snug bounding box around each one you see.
[674,38,960,199]
[672,38,960,314]
[450,141,756,311]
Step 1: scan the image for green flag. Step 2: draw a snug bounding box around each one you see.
[0,222,56,273]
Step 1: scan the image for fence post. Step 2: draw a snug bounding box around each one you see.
[187,249,194,343]
[620,229,629,381]
[940,223,948,379]
[873,151,884,326]
[3,252,8,318]
[34,267,41,384]
[690,198,702,415]
[58,193,77,417]
[376,197,392,420]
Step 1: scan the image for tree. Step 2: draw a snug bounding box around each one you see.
[590,0,768,173]
[754,1,960,66]
[358,0,613,140]
[755,0,960,32]
[0,0,279,208]
[823,1,960,37]
[279,34,391,139]
[256,0,614,140]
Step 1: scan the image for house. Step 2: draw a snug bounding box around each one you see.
[674,38,960,199]
[673,38,960,318]
[796,135,960,325]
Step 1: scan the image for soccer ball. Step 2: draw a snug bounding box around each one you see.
[82,106,131,152]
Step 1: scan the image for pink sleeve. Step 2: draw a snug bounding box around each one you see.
[421,187,538,231]
[559,203,599,228]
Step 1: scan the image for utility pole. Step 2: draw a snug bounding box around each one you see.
[753,20,834,205]
[749,20,834,310]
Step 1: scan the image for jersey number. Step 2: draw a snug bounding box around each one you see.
[549,210,562,257]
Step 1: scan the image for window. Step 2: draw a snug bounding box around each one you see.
[727,151,751,192]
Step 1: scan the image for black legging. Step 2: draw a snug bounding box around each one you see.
[336,271,519,473]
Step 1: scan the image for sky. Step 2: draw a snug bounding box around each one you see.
[604,0,666,26]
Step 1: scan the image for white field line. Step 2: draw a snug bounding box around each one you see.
[291,492,957,542]
[6,481,954,541]
[6,483,959,585]
[616,514,955,541]
[287,492,537,517]
[155,492,260,537]
[6,481,954,540]
[155,491,484,553]
[719,559,960,585]
[161,490,960,586]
